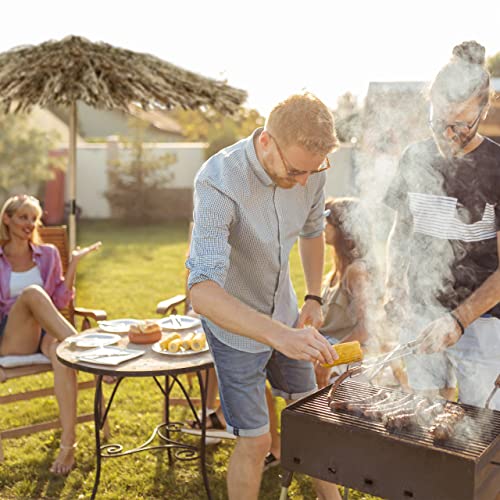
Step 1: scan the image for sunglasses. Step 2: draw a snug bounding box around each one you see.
[267,132,331,177]
[429,105,485,136]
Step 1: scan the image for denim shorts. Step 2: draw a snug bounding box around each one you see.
[0,316,7,337]
[203,321,317,437]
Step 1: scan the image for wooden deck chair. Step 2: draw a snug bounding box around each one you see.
[0,225,107,461]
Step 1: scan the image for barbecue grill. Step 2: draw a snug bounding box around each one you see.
[281,380,500,500]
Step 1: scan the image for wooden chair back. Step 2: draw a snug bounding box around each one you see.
[38,225,74,324]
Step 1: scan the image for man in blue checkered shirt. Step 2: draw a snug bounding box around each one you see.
[187,92,342,500]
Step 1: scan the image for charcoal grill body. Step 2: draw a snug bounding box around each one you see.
[281,381,500,500]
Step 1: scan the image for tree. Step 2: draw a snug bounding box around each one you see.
[0,113,59,200]
[105,117,176,222]
[332,92,362,144]
[172,106,264,158]
[487,51,500,77]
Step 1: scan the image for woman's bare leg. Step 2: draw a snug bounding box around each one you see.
[0,286,76,355]
[41,335,77,475]
[0,285,78,474]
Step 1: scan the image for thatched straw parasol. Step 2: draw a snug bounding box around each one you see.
[0,35,247,248]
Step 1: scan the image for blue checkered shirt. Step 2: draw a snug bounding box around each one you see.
[186,128,326,353]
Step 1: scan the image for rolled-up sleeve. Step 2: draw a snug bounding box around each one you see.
[186,176,236,289]
[300,173,326,238]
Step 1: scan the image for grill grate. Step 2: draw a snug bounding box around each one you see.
[293,380,500,459]
[282,380,500,500]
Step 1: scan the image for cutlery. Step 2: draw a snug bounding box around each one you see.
[171,315,183,328]
[77,351,131,360]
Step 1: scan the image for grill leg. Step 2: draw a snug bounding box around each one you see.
[279,470,293,500]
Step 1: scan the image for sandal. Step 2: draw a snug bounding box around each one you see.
[263,452,280,471]
[182,410,236,439]
[50,442,77,475]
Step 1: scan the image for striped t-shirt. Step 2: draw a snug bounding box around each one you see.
[384,137,500,318]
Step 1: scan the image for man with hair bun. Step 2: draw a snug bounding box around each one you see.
[187,92,342,499]
[385,41,500,410]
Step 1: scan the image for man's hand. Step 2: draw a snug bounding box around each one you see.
[71,241,102,263]
[417,315,462,353]
[273,326,338,365]
[297,299,324,329]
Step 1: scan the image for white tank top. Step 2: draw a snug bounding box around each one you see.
[10,266,43,298]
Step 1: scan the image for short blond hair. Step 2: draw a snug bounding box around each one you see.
[0,195,43,244]
[265,92,338,156]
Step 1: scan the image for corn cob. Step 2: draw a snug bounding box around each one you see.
[322,340,363,368]
[190,332,206,351]
[159,332,181,351]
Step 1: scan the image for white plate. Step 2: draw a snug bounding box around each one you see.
[152,335,209,356]
[98,319,140,334]
[74,333,122,348]
[157,315,201,331]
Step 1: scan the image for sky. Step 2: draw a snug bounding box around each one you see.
[2,0,500,115]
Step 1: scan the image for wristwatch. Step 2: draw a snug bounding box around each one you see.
[304,294,323,306]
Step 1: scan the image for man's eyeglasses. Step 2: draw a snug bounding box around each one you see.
[429,105,485,136]
[267,132,331,177]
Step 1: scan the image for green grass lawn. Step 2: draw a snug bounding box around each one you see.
[0,220,380,500]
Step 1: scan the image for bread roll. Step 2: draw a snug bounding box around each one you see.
[167,338,182,353]
[159,332,181,350]
[129,324,141,334]
[141,321,161,334]
[181,332,195,350]
[190,332,206,351]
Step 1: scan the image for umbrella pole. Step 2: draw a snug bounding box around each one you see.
[68,101,77,251]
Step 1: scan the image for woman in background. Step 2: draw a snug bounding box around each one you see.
[0,194,101,474]
[315,197,390,388]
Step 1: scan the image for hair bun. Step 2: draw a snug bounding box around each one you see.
[452,41,485,66]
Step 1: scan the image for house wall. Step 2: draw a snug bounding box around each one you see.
[62,140,354,221]
[63,141,207,219]
[324,145,355,198]
[76,103,183,142]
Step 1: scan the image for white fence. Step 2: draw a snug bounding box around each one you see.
[62,140,354,219]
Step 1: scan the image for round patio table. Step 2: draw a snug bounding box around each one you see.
[57,328,214,499]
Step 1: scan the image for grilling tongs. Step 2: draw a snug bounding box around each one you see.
[485,374,500,409]
[324,338,424,402]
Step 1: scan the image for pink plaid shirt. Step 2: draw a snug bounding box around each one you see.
[0,243,74,321]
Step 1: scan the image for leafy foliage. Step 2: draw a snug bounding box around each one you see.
[486,51,500,77]
[0,113,60,199]
[105,118,176,221]
[332,92,362,144]
[173,106,265,158]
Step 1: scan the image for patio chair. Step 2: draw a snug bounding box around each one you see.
[0,225,107,461]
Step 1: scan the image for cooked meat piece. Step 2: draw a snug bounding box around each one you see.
[385,412,415,431]
[345,392,392,414]
[415,402,445,426]
[430,404,465,440]
[431,421,454,440]
[382,398,430,428]
[327,368,362,403]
